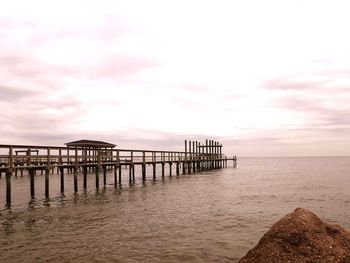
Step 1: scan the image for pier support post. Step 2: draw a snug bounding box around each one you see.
[176,162,180,175]
[6,170,12,207]
[142,151,146,181]
[83,166,87,189]
[118,165,122,185]
[169,162,172,176]
[130,151,135,183]
[184,140,187,174]
[192,141,196,173]
[73,167,78,193]
[6,146,13,206]
[129,165,132,183]
[45,168,50,198]
[161,162,165,178]
[188,141,192,174]
[115,150,120,187]
[103,165,107,186]
[96,166,100,189]
[153,163,156,180]
[60,168,64,193]
[73,148,78,193]
[142,163,146,181]
[114,164,118,187]
[30,168,35,198]
[205,139,208,170]
[45,147,51,198]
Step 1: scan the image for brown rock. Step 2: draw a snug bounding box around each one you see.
[239,208,350,263]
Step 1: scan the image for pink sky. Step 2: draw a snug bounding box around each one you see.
[1,0,350,156]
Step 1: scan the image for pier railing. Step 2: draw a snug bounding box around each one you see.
[0,141,237,207]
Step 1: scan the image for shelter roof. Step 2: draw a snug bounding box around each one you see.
[65,139,116,148]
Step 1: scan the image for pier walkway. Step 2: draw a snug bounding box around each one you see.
[0,139,237,207]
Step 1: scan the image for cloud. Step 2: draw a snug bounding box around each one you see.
[261,70,350,92]
[0,99,87,145]
[0,12,158,146]
[0,84,39,101]
[272,96,350,125]
[0,51,77,92]
[260,72,350,139]
[89,55,156,79]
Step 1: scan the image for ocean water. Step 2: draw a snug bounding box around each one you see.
[1,157,350,262]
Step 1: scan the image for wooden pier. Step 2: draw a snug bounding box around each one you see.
[0,139,237,207]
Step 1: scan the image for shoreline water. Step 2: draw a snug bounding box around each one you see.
[1,157,350,262]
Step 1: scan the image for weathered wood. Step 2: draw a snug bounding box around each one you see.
[6,170,12,206]
[153,163,156,180]
[6,146,13,205]
[128,164,132,183]
[103,165,107,186]
[74,148,78,193]
[0,140,236,204]
[195,141,198,171]
[96,150,101,189]
[184,140,187,174]
[114,164,117,187]
[118,164,122,185]
[73,167,78,193]
[192,141,195,172]
[205,139,208,170]
[83,166,87,189]
[221,143,223,168]
[209,140,213,169]
[45,169,50,198]
[60,168,64,193]
[188,140,192,174]
[214,141,217,169]
[142,151,146,181]
[45,147,51,198]
[116,150,120,186]
[130,151,135,183]
[30,168,35,198]
[96,166,100,189]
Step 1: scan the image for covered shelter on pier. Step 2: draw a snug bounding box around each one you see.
[65,139,117,159]
[65,139,116,149]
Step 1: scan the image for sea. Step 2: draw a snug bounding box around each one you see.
[1,157,350,262]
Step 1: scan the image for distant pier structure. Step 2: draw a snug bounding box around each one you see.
[0,139,237,207]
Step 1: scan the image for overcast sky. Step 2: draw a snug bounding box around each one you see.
[1,0,350,156]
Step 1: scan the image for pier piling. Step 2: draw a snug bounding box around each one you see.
[45,169,50,198]
[0,139,236,205]
[96,166,100,189]
[6,170,12,206]
[30,168,35,199]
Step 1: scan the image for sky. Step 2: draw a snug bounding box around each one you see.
[1,0,350,157]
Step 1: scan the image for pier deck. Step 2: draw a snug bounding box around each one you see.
[0,139,237,207]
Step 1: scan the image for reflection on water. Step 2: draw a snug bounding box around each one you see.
[1,157,350,262]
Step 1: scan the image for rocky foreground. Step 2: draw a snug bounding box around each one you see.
[239,208,350,263]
